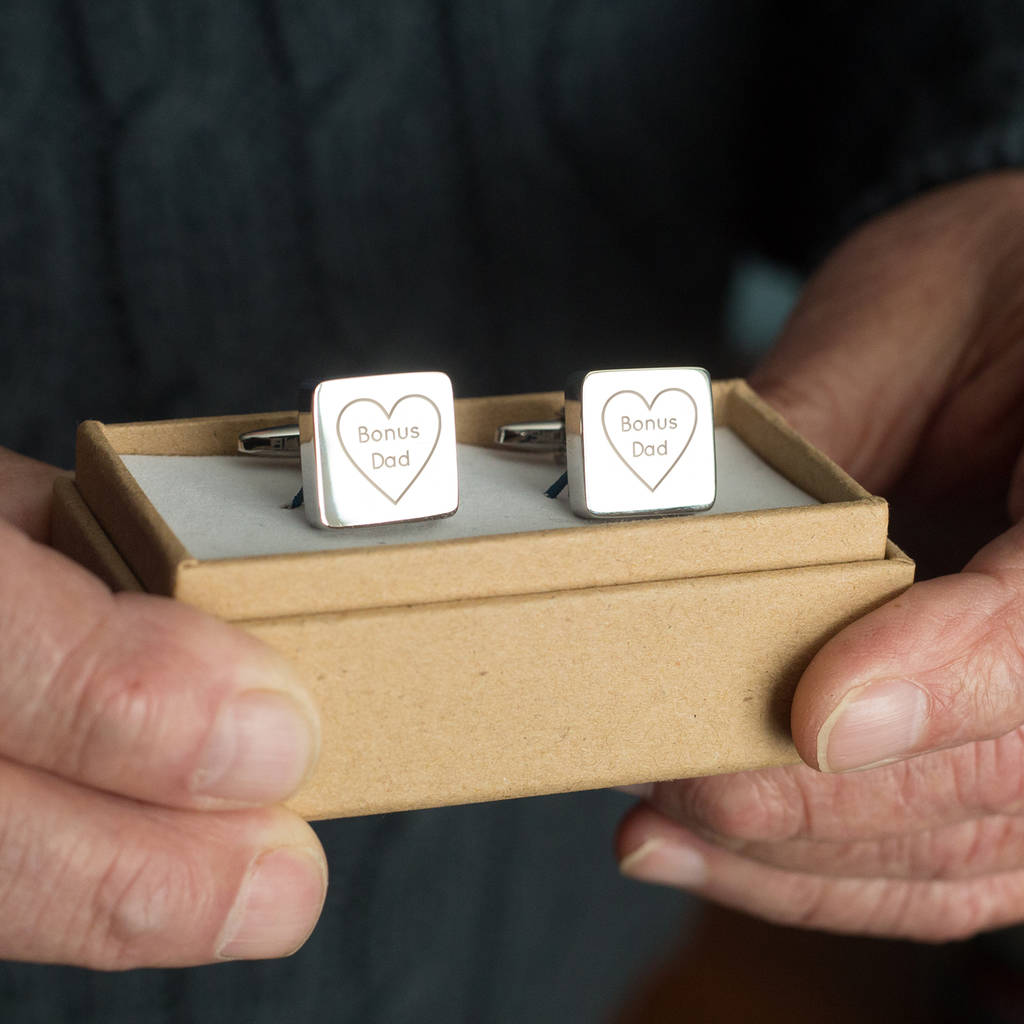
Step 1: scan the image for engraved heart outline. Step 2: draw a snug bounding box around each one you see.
[337,394,442,505]
[601,388,698,492]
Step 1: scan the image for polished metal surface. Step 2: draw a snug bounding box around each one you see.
[566,367,716,519]
[237,425,300,457]
[496,367,716,519]
[494,420,565,453]
[238,372,459,529]
[302,371,459,528]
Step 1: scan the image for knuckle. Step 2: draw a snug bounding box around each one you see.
[892,873,1023,943]
[44,603,190,788]
[777,876,832,930]
[59,655,160,784]
[966,817,1024,877]
[866,832,919,879]
[981,730,1024,813]
[755,370,864,468]
[88,844,209,969]
[752,371,819,423]
[859,879,912,935]
[922,824,981,882]
[964,577,1024,716]
[919,888,990,943]
[0,794,36,924]
[671,770,808,843]
[941,733,1024,818]
[912,578,1024,750]
[907,818,1004,881]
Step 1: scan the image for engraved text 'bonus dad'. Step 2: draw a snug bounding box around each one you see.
[337,394,441,504]
[600,388,698,491]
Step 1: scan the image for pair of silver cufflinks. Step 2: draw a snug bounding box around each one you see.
[238,367,716,529]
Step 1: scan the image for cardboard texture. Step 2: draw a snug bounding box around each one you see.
[56,380,915,819]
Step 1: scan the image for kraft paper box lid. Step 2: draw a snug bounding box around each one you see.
[69,380,892,621]
[55,380,915,819]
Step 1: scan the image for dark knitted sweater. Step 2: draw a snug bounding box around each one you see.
[2,3,1023,1021]
[7,1,1024,467]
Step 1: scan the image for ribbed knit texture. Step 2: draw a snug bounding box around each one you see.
[7,1,1022,467]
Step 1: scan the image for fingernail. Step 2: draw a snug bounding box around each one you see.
[818,678,929,772]
[218,847,327,960]
[616,783,654,800]
[192,690,320,803]
[619,837,707,888]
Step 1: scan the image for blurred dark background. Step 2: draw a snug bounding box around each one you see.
[10,1,1018,466]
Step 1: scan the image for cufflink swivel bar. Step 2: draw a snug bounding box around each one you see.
[493,420,565,455]
[237,425,300,457]
[246,422,565,458]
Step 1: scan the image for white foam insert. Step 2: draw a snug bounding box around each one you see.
[120,427,817,561]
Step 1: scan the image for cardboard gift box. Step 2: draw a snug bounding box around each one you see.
[51,380,914,820]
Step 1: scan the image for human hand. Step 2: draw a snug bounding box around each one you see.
[0,447,326,967]
[617,172,1024,941]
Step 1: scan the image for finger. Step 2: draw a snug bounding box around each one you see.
[0,519,320,810]
[689,812,1024,883]
[0,446,67,542]
[0,757,326,968]
[790,516,1024,773]
[617,804,1024,942]
[646,732,1024,845]
[749,180,1004,492]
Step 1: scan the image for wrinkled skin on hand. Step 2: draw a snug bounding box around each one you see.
[0,451,327,968]
[618,172,1024,942]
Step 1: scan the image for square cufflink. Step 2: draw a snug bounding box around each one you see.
[239,371,459,529]
[497,367,715,520]
[565,367,716,518]
[301,372,459,528]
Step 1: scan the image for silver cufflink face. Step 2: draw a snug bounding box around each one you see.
[300,371,459,528]
[564,367,716,518]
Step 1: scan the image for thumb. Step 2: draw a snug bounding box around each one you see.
[791,515,1024,772]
